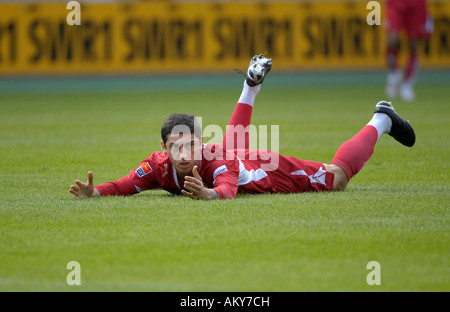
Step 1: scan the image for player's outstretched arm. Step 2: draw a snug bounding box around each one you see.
[69,171,101,198]
[182,166,219,200]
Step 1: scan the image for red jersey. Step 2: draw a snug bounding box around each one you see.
[95,144,334,199]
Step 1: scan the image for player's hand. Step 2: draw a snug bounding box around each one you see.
[182,166,218,200]
[69,171,98,198]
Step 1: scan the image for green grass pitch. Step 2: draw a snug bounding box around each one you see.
[0,71,449,291]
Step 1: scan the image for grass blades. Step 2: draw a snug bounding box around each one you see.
[0,71,449,291]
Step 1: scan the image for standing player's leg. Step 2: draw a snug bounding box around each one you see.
[326,101,415,191]
[386,31,403,99]
[385,0,404,99]
[222,54,272,151]
[399,38,419,101]
[399,0,433,101]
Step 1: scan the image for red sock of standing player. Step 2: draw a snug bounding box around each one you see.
[387,47,399,71]
[404,52,418,85]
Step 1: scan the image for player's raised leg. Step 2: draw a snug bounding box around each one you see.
[327,101,415,191]
[385,31,402,99]
[223,54,272,151]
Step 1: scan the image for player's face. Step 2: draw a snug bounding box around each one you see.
[162,133,202,178]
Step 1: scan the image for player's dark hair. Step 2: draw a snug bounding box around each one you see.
[161,113,202,145]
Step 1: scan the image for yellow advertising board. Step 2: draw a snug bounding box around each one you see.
[0,1,449,75]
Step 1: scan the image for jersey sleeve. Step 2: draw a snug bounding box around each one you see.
[95,157,160,196]
[200,144,240,199]
[210,159,240,199]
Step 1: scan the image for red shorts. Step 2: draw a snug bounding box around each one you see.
[386,0,433,38]
[236,150,335,194]
[268,155,335,193]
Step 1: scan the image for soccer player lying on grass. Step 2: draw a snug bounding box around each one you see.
[69,55,416,200]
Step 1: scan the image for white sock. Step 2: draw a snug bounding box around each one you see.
[237,81,261,107]
[367,113,392,140]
